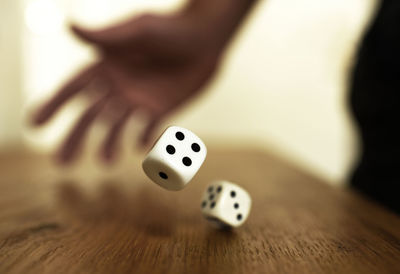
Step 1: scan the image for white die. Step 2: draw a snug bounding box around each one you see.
[201,181,251,228]
[142,126,207,191]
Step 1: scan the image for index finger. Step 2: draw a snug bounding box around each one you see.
[32,63,101,125]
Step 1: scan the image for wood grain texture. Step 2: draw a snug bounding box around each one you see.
[0,147,400,274]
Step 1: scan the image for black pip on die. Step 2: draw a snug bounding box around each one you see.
[142,126,207,191]
[201,181,251,228]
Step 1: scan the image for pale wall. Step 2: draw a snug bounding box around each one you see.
[177,0,378,183]
[0,1,22,148]
[20,0,378,184]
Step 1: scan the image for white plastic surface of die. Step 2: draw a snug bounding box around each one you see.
[201,181,251,227]
[142,126,207,191]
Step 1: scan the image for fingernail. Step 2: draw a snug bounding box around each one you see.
[56,149,74,165]
[32,111,44,125]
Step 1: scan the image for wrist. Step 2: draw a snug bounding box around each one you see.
[182,0,258,50]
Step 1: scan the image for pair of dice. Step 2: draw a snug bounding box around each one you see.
[142,126,252,228]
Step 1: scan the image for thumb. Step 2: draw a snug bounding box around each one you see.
[71,19,148,46]
[71,24,125,46]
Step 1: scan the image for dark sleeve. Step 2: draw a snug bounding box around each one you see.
[349,0,400,214]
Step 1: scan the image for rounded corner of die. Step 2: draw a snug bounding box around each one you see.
[164,125,180,132]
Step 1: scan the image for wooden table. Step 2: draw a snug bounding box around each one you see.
[0,147,399,274]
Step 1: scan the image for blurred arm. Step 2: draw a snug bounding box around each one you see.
[184,0,259,48]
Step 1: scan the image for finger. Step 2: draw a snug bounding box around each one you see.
[101,107,133,162]
[33,64,100,125]
[71,18,148,47]
[139,117,162,148]
[58,94,109,163]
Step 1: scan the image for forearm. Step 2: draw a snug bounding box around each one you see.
[183,0,259,48]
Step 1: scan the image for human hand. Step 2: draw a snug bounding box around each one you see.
[32,12,226,163]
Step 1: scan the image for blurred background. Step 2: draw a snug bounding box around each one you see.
[0,0,378,184]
